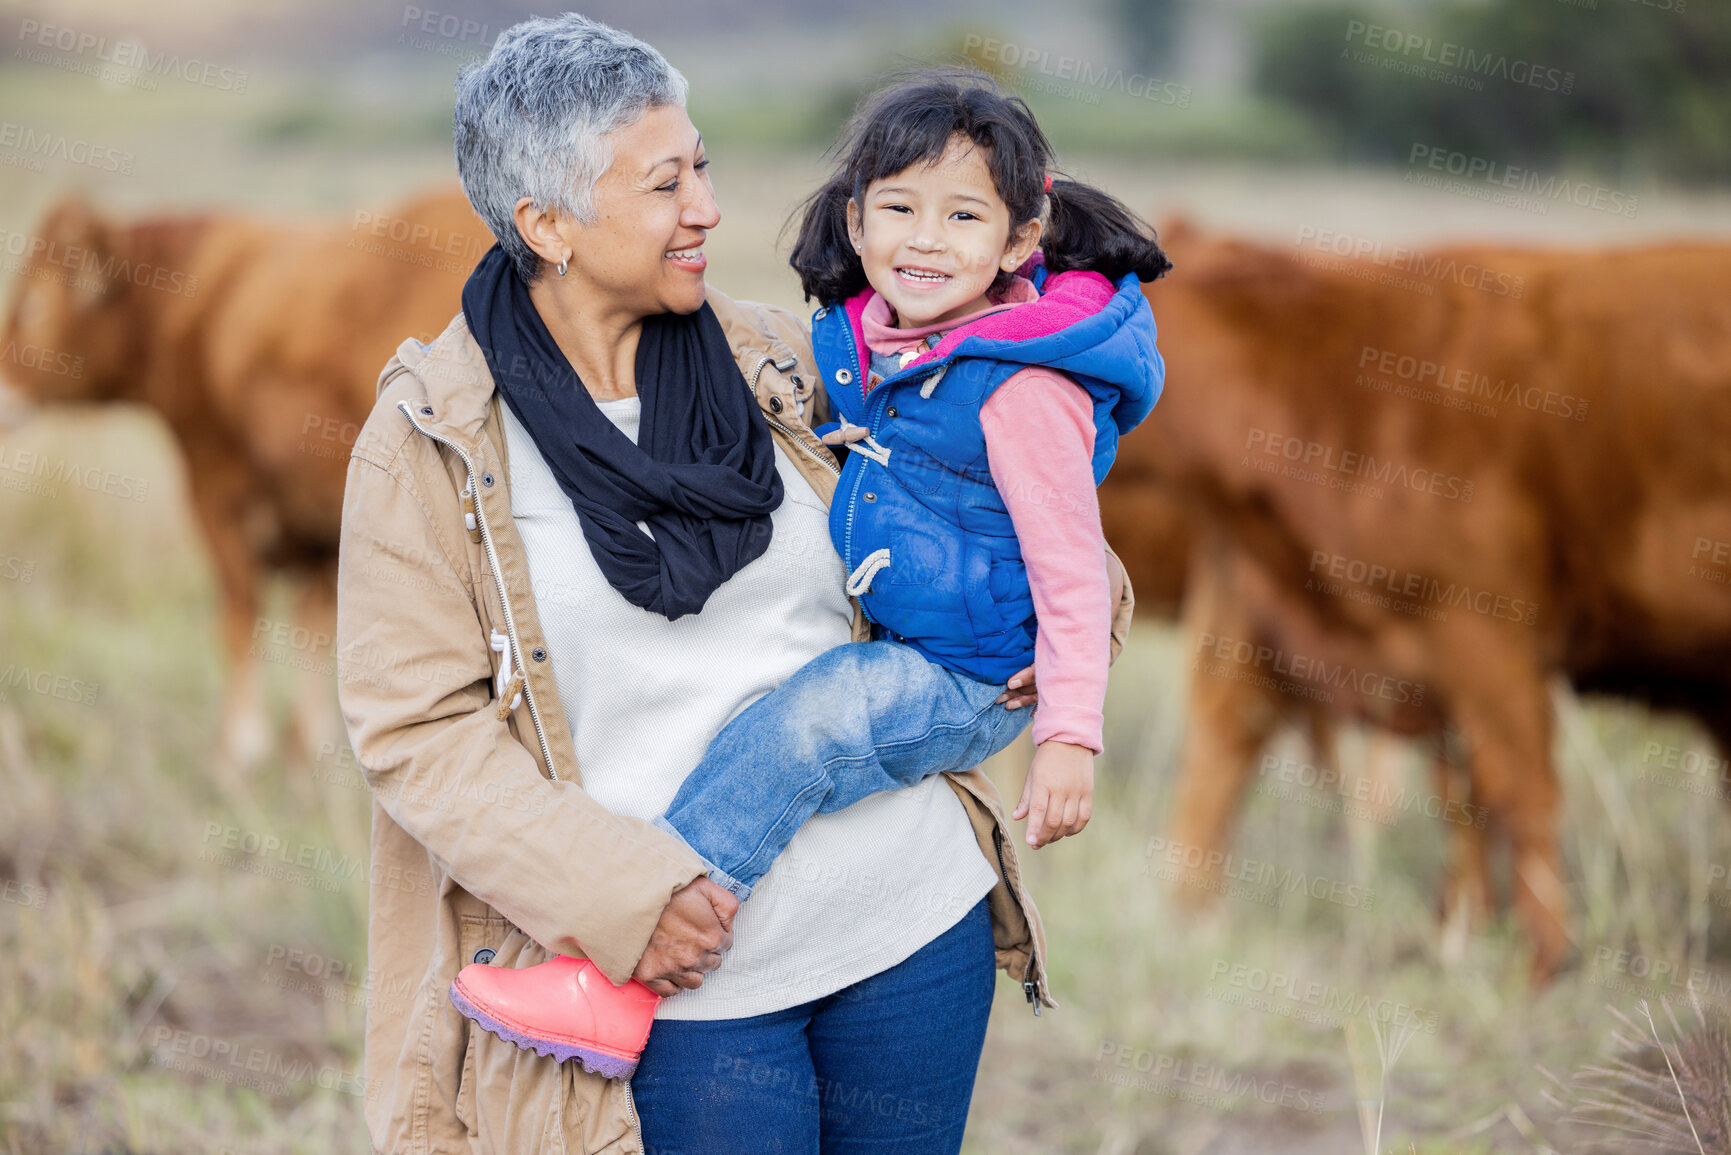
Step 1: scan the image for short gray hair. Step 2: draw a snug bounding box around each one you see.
[453,14,688,283]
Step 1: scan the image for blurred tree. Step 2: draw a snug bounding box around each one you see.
[1111,0,1187,74]
[1255,0,1731,181]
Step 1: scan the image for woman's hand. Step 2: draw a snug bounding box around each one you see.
[996,665,1038,710]
[632,878,739,997]
[1012,740,1094,847]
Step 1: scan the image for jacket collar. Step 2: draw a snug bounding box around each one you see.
[384,286,810,454]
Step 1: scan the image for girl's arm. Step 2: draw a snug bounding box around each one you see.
[980,366,1112,756]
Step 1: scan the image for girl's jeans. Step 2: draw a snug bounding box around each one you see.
[630,895,997,1154]
[653,640,1029,900]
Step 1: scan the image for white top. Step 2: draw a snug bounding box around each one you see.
[502,397,998,1020]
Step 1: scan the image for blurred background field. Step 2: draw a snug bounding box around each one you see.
[2,0,1731,1152]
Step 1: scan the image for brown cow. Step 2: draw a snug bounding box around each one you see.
[1098,459,1191,620]
[0,188,490,771]
[1133,226,1731,979]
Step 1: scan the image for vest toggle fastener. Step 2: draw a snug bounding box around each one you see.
[460,474,483,544]
[489,627,524,719]
[844,549,893,597]
[827,418,893,468]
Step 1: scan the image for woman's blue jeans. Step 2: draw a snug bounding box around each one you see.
[629,896,997,1154]
[654,640,1029,900]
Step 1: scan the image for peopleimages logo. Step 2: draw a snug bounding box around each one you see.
[1294,225,1526,299]
[0,228,199,299]
[962,34,1193,108]
[1357,345,1589,423]
[1344,19,1575,94]
[1193,630,1427,708]
[1243,427,1475,504]
[0,122,134,175]
[1307,548,1540,628]
[15,20,249,93]
[1407,144,1639,218]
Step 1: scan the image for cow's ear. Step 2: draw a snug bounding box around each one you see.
[1157,214,1200,249]
[43,195,108,251]
[44,197,122,308]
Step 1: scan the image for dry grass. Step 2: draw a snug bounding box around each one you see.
[7,414,1727,1154]
[0,411,370,1154]
[959,645,1731,1155]
[1548,998,1731,1155]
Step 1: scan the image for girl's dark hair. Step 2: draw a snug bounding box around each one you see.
[789,69,1173,304]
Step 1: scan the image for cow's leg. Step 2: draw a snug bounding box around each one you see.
[1167,534,1291,903]
[215,595,270,775]
[285,565,369,846]
[185,470,272,777]
[1448,648,1569,981]
[283,568,341,769]
[1169,643,1288,905]
[1435,727,1493,963]
[1702,710,1731,801]
[1304,703,1338,783]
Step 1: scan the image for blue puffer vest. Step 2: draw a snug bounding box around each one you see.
[812,262,1164,684]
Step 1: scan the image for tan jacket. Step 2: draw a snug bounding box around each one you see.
[334,287,1135,1154]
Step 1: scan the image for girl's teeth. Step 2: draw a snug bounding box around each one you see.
[900,269,947,281]
[667,249,703,261]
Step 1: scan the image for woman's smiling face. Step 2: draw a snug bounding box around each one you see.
[528,103,719,316]
[846,135,1040,329]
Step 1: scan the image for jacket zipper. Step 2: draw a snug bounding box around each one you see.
[624,1079,645,1152]
[832,322,950,585]
[396,401,560,782]
[749,351,842,479]
[837,323,916,619]
[835,325,868,585]
[765,413,840,477]
[991,823,1043,1016]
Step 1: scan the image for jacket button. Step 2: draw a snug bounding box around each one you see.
[531,647,547,662]
[886,406,898,418]
[863,492,877,502]
[482,473,494,487]
[835,369,853,386]
[790,375,804,391]
[814,307,830,320]
[420,407,434,416]
[472,948,496,965]
[769,396,783,414]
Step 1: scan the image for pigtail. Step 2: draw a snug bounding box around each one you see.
[788,174,869,304]
[1044,179,1173,283]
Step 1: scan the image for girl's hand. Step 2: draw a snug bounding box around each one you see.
[819,419,871,446]
[1012,741,1094,847]
[996,665,1038,710]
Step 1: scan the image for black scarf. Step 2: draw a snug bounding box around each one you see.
[462,245,782,620]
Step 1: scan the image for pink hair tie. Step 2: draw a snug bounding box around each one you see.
[1043,173,1053,194]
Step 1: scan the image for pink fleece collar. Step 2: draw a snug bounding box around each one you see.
[839,264,1116,380]
[861,277,1039,356]
[909,269,1115,369]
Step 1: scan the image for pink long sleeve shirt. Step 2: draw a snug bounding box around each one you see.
[860,283,1110,753]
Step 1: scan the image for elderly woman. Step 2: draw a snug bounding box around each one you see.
[336,14,1131,1155]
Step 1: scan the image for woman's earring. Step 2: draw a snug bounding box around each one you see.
[556,257,568,277]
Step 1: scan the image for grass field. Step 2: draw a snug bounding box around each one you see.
[7,404,1731,1155]
[4,59,1731,1155]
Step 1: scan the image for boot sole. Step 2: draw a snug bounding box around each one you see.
[449,979,640,1080]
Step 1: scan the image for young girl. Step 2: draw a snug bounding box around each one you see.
[450,70,1169,1078]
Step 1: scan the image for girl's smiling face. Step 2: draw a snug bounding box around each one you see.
[846,135,1041,329]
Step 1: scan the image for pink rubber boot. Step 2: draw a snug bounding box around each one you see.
[450,955,660,1079]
